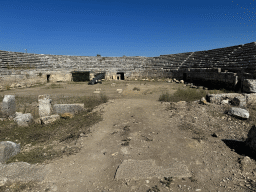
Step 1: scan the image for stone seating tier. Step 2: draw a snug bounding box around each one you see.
[0,42,256,76]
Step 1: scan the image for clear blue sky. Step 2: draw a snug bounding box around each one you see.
[0,0,255,57]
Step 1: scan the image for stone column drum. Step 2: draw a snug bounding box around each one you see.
[38,95,51,117]
[2,95,16,117]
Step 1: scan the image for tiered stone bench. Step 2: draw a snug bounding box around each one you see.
[0,41,256,90]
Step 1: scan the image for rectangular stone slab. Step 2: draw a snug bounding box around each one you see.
[53,104,84,115]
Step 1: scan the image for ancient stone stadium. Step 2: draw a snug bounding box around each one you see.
[2,42,256,191]
[1,41,256,91]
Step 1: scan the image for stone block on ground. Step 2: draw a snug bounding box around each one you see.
[2,95,16,117]
[93,91,101,94]
[117,89,123,93]
[115,159,191,180]
[0,141,20,163]
[243,79,256,93]
[38,95,51,117]
[200,97,208,105]
[41,114,60,124]
[228,107,249,119]
[221,99,229,105]
[53,104,84,115]
[60,113,74,119]
[239,156,255,173]
[14,113,34,127]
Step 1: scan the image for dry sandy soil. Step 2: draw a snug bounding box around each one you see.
[1,80,256,192]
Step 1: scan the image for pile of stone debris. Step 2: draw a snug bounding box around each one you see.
[201,93,256,119]
[0,94,85,164]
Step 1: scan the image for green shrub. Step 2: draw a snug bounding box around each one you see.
[159,88,228,102]
[159,92,172,102]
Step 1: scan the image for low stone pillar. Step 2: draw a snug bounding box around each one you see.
[2,95,16,118]
[38,95,51,117]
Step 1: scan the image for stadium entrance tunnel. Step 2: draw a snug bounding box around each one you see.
[47,74,50,83]
[71,71,90,82]
[117,72,125,80]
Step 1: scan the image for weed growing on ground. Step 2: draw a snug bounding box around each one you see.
[147,185,160,192]
[5,110,102,164]
[6,84,11,90]
[189,176,197,182]
[160,177,173,187]
[133,87,140,91]
[159,92,172,102]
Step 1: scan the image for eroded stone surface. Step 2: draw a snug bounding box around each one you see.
[0,162,47,182]
[243,79,256,93]
[0,141,20,163]
[38,95,51,117]
[41,114,60,124]
[14,113,34,127]
[115,159,191,180]
[53,104,84,115]
[228,107,249,119]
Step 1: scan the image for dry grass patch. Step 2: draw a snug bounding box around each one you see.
[159,87,230,102]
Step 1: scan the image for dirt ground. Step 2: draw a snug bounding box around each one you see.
[1,80,256,192]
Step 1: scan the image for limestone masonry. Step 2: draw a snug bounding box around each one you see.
[1,41,256,91]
